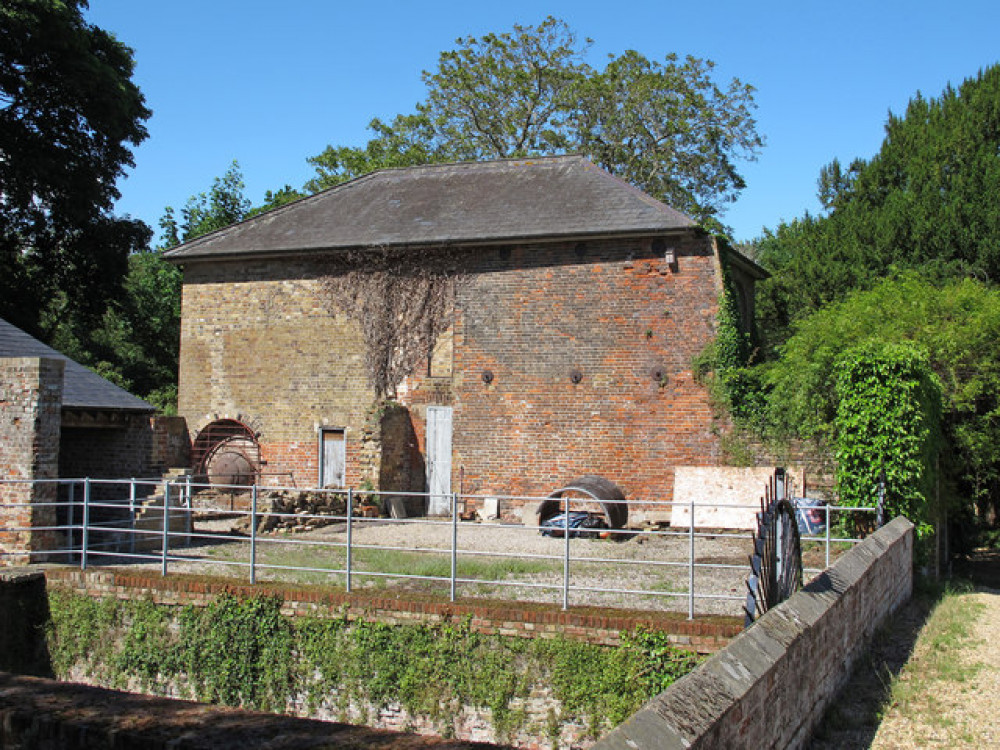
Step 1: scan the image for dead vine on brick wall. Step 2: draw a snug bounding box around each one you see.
[319,247,465,399]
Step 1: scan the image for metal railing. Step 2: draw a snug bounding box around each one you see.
[0,477,879,619]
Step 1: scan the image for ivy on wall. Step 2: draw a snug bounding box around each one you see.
[318,247,466,399]
[46,591,701,741]
[833,342,942,537]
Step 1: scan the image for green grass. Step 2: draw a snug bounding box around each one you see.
[884,582,985,723]
[204,540,559,588]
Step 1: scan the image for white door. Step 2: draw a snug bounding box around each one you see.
[321,430,346,488]
[425,406,453,515]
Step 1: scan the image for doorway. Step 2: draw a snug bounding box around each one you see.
[425,406,452,515]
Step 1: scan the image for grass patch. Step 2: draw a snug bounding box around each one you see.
[204,540,559,588]
[885,582,985,722]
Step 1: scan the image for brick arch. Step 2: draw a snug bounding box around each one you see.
[190,418,261,486]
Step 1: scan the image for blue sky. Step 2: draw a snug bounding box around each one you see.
[85,0,1000,244]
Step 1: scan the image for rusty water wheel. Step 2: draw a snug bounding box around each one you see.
[744,497,803,628]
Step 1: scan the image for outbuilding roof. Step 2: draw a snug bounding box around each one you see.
[164,155,698,261]
[0,318,154,413]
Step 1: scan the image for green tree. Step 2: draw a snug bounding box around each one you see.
[0,0,151,335]
[87,251,182,412]
[764,275,1000,530]
[306,17,762,230]
[160,160,252,246]
[74,163,256,411]
[756,65,1000,349]
[571,51,762,226]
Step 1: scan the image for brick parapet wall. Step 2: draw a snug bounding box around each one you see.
[42,567,739,653]
[0,672,501,750]
[594,516,915,750]
[0,357,64,564]
[177,233,728,507]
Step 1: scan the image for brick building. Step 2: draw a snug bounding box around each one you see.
[166,156,764,511]
[1,319,161,562]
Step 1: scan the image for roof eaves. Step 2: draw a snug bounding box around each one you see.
[167,226,699,265]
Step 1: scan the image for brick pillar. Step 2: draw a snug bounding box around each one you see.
[0,357,64,565]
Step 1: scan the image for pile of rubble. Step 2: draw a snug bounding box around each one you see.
[232,489,349,534]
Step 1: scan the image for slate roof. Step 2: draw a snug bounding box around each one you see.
[164,155,698,261]
[0,318,154,412]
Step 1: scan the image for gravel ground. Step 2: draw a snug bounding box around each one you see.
[135,516,760,617]
[869,588,1000,749]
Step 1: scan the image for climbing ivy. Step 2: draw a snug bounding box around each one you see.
[693,238,766,430]
[833,342,942,538]
[45,592,703,741]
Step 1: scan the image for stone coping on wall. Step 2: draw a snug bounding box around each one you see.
[593,516,915,750]
[0,671,507,750]
[41,566,740,653]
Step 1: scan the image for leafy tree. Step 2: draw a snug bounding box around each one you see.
[306,16,762,230]
[160,160,252,246]
[86,250,182,412]
[0,0,151,335]
[764,275,1000,529]
[757,65,1000,349]
[571,51,762,225]
[70,163,257,411]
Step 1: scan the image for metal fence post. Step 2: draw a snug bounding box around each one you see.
[450,492,458,602]
[81,478,90,571]
[129,478,137,555]
[161,482,171,576]
[825,503,831,569]
[250,484,258,585]
[562,496,571,611]
[345,488,353,592]
[67,482,76,558]
[688,495,695,620]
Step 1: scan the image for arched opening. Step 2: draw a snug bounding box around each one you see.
[190,419,261,487]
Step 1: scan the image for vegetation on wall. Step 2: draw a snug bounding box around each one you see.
[319,248,465,399]
[833,343,942,537]
[46,591,702,741]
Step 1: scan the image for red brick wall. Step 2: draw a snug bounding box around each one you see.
[443,235,722,502]
[43,568,739,653]
[0,357,64,564]
[176,232,727,505]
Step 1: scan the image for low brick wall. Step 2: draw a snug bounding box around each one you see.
[594,516,914,750]
[0,672,504,750]
[42,567,739,653]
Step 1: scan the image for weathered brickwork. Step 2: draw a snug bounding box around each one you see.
[43,567,739,652]
[177,232,728,505]
[0,357,64,563]
[595,517,915,750]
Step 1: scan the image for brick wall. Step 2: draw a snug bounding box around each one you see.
[177,232,726,506]
[0,672,498,750]
[0,357,64,564]
[43,568,739,653]
[59,419,154,480]
[595,516,915,750]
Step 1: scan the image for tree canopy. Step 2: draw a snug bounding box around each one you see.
[0,0,151,335]
[755,64,1000,350]
[307,17,762,230]
[763,275,1000,527]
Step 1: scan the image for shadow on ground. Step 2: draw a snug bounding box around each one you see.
[808,548,999,750]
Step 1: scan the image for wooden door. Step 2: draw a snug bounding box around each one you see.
[320,429,346,488]
[425,406,452,515]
